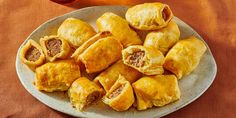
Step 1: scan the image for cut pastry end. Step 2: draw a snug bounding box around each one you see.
[20,39,45,71]
[122,45,164,75]
[103,75,135,111]
[85,91,101,107]
[45,38,62,57]
[40,35,70,62]
[25,46,41,62]
[123,46,146,69]
[126,50,145,68]
[162,6,172,22]
[68,77,104,111]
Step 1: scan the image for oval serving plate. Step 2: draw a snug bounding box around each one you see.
[16,6,217,118]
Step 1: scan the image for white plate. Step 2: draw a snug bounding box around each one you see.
[16,6,217,118]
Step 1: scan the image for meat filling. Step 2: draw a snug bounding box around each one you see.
[25,46,41,62]
[108,85,124,99]
[46,38,62,57]
[86,91,100,106]
[126,51,145,67]
[162,7,170,21]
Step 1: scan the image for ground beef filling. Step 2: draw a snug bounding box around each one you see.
[46,38,62,57]
[162,7,170,21]
[108,85,124,99]
[25,46,41,62]
[86,91,100,106]
[126,51,145,67]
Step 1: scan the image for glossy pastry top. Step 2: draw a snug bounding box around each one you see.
[144,20,180,55]
[71,31,113,63]
[132,75,180,110]
[79,35,123,73]
[58,18,96,47]
[35,60,81,92]
[164,37,207,79]
[96,12,143,47]
[126,2,173,30]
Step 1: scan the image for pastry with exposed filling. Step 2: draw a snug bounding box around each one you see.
[68,77,104,111]
[126,2,173,30]
[35,60,81,92]
[144,20,180,55]
[103,75,135,111]
[122,45,164,75]
[94,60,142,92]
[40,35,70,62]
[132,75,181,110]
[164,36,207,79]
[96,12,143,47]
[20,39,45,71]
[57,18,96,47]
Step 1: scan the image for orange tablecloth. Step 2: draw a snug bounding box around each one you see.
[0,0,235,117]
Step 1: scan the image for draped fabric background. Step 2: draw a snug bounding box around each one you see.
[0,0,235,117]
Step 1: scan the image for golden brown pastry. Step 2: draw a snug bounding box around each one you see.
[71,31,113,63]
[144,20,180,55]
[94,60,142,92]
[20,39,45,71]
[57,18,96,47]
[40,35,70,62]
[122,45,165,75]
[68,77,104,111]
[103,75,135,111]
[96,12,143,47]
[72,31,123,73]
[164,37,207,79]
[126,2,173,30]
[132,75,181,110]
[35,60,81,92]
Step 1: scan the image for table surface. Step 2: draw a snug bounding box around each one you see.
[0,0,235,117]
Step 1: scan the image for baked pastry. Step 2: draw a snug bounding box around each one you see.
[122,45,165,75]
[72,31,123,73]
[144,20,180,55]
[40,35,70,62]
[20,39,45,71]
[68,77,104,111]
[94,60,142,92]
[71,31,112,63]
[126,2,173,30]
[103,75,135,111]
[96,12,142,47]
[57,18,96,47]
[132,75,181,110]
[164,37,207,79]
[35,60,81,92]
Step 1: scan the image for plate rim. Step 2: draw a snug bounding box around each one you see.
[15,5,217,118]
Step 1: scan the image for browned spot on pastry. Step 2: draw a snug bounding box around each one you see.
[108,85,124,99]
[162,6,170,21]
[86,91,100,106]
[46,38,62,57]
[126,51,145,67]
[25,46,41,62]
